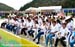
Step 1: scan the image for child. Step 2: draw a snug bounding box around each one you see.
[55,21,69,47]
[33,21,47,44]
[46,20,60,47]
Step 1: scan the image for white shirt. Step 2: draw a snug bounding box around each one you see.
[4,18,8,23]
[44,17,47,21]
[57,23,61,29]
[17,18,21,23]
[45,22,50,30]
[26,21,34,30]
[9,19,15,25]
[19,19,26,28]
[73,18,75,28]
[59,27,70,37]
[51,24,60,33]
[24,19,27,25]
[39,24,47,33]
[67,21,73,31]
[15,21,20,27]
[32,23,40,32]
[38,18,43,26]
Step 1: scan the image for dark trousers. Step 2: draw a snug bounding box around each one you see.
[12,26,17,34]
[28,30,34,37]
[6,24,13,31]
[1,23,6,28]
[55,37,66,47]
[21,28,27,36]
[34,32,44,43]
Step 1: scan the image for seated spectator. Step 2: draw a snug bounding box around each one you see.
[55,21,70,47]
[20,19,27,36]
[33,21,47,44]
[27,17,34,37]
[46,20,60,47]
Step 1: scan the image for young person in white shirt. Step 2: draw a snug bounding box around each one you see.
[69,15,75,47]
[6,17,15,31]
[66,18,73,32]
[55,21,70,47]
[20,18,28,36]
[38,16,43,26]
[26,17,34,37]
[46,20,60,47]
[12,18,20,34]
[33,20,47,44]
[32,20,40,38]
[45,19,51,36]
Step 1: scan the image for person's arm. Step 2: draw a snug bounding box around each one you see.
[33,24,37,29]
[48,26,51,30]
[64,29,70,37]
[54,31,58,33]
[50,31,58,34]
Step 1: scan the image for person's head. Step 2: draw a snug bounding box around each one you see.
[62,23,66,28]
[27,17,31,22]
[21,19,24,23]
[43,21,46,25]
[52,20,57,26]
[24,16,27,19]
[48,17,51,22]
[46,19,48,22]
[34,21,38,24]
[57,19,61,24]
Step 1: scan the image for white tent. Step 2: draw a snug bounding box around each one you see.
[25,6,62,16]
[38,6,62,12]
[38,6,62,10]
[25,7,37,11]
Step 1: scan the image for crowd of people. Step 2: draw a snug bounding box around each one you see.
[1,14,75,47]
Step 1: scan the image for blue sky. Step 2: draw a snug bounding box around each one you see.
[0,0,32,10]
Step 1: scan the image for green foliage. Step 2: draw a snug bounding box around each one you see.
[19,0,75,11]
[0,3,14,11]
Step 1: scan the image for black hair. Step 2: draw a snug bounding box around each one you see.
[21,19,24,23]
[57,19,61,24]
[43,20,45,23]
[35,21,38,24]
[46,19,48,22]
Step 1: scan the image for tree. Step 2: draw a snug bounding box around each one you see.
[19,0,75,11]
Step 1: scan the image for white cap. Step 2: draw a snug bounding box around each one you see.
[61,20,66,23]
[65,16,71,20]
